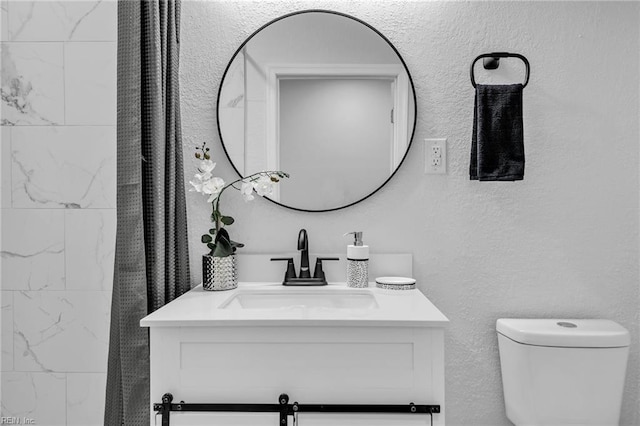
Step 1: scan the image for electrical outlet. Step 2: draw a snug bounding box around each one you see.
[431,146,442,166]
[425,138,447,174]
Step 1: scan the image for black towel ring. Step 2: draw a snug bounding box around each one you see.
[470,52,530,88]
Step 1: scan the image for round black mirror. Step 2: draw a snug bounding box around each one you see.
[217,10,416,212]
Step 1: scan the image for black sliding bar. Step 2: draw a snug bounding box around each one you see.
[154,393,440,425]
[293,402,440,414]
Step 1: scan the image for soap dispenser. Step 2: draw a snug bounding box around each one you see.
[344,232,369,288]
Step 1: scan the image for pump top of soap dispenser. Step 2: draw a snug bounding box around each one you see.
[344,231,364,246]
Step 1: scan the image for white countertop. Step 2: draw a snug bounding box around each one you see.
[140,282,449,328]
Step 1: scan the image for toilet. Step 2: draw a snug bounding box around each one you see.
[496,318,630,425]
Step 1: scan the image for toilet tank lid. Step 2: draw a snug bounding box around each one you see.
[496,319,630,348]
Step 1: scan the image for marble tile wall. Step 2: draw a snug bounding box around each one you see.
[1,1,117,425]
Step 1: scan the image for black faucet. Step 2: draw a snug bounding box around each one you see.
[298,229,311,278]
[270,229,339,286]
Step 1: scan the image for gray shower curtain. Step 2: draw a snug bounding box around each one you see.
[105,1,190,425]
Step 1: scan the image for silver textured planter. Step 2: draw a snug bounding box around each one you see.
[202,254,238,291]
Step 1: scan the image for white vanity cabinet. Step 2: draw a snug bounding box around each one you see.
[142,284,448,426]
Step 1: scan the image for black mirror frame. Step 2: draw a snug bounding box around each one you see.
[216,9,417,213]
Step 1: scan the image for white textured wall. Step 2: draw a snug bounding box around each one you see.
[0,1,116,425]
[181,1,640,425]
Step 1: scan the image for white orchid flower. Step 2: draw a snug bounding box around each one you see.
[194,171,212,182]
[253,175,274,197]
[240,181,255,202]
[200,159,216,174]
[189,165,214,193]
[202,177,226,202]
[188,179,203,193]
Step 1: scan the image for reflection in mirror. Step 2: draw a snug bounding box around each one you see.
[218,11,416,211]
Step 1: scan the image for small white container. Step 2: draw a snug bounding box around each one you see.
[375,276,416,290]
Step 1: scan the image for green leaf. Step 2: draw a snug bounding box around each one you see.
[212,229,234,257]
[216,227,231,241]
[220,216,235,226]
[209,228,216,235]
[207,242,215,250]
[201,234,213,244]
[230,240,245,248]
[213,242,233,257]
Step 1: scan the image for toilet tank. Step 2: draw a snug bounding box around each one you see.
[496,319,629,426]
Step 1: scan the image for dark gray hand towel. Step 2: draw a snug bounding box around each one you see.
[470,84,525,181]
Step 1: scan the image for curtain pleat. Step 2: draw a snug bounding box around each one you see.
[105,1,190,424]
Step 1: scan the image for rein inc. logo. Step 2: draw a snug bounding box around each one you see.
[0,418,35,425]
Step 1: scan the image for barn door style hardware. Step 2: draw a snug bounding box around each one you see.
[154,392,441,426]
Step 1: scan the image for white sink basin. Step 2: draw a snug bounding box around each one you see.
[141,282,449,327]
[219,288,379,310]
